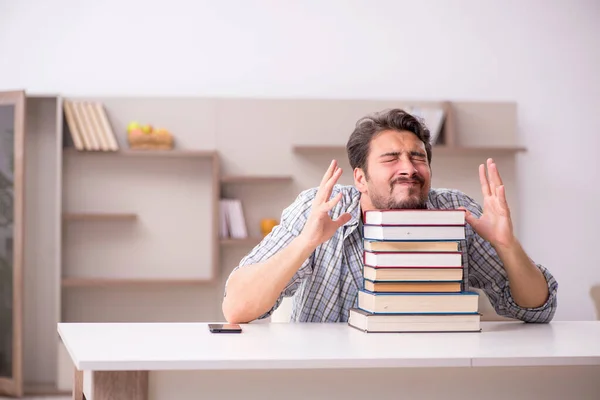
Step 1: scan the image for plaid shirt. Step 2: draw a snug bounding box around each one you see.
[229,185,558,323]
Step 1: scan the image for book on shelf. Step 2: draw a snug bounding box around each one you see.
[219,200,230,239]
[351,207,480,333]
[219,198,248,239]
[404,105,445,146]
[63,100,119,151]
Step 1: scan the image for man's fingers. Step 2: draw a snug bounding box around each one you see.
[486,158,498,196]
[317,167,343,204]
[496,185,510,215]
[479,163,491,197]
[323,191,342,211]
[488,158,504,189]
[315,160,338,203]
[334,212,352,228]
[462,207,480,230]
[319,160,337,187]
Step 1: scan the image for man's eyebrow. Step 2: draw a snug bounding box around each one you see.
[379,151,401,158]
[379,150,427,158]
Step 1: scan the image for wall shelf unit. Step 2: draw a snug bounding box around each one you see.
[63,148,217,158]
[9,92,524,394]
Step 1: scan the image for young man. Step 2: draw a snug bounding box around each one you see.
[222,108,558,324]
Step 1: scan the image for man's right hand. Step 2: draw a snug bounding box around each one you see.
[223,159,352,323]
[299,159,352,250]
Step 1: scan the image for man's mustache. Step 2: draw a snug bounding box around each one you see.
[391,175,424,187]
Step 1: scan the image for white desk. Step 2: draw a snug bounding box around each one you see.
[58,321,600,400]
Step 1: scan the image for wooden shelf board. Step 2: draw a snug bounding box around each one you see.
[433,145,527,155]
[61,278,211,287]
[63,148,217,158]
[220,237,263,246]
[292,145,527,154]
[292,145,347,153]
[220,175,293,184]
[63,212,138,221]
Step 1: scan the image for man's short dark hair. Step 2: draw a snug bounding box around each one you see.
[346,108,432,176]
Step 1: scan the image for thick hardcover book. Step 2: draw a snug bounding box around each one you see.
[363,266,464,282]
[364,240,460,252]
[348,308,481,333]
[363,209,466,226]
[363,279,462,293]
[363,224,466,241]
[358,290,479,314]
[364,251,462,268]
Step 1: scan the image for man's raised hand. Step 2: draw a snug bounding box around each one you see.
[299,160,352,250]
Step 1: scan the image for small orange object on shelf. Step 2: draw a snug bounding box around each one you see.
[260,218,278,236]
[126,121,174,150]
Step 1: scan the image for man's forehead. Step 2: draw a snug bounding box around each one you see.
[372,130,423,144]
[372,138,426,153]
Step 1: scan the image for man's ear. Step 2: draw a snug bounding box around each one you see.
[354,168,368,193]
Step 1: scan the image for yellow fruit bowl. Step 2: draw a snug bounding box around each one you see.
[126,122,174,150]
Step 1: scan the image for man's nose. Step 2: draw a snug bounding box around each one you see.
[397,156,418,176]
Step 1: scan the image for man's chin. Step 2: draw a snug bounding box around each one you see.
[388,196,427,210]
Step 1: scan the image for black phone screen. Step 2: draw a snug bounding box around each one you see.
[208,323,242,333]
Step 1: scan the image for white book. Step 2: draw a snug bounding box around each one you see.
[364,209,465,226]
[358,290,479,314]
[227,199,248,239]
[363,225,466,241]
[407,105,445,145]
[219,200,230,238]
[348,308,481,333]
[363,251,462,267]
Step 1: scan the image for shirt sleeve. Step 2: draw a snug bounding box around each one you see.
[223,188,317,320]
[461,195,559,323]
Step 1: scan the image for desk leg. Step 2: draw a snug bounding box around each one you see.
[93,371,148,400]
[73,368,84,400]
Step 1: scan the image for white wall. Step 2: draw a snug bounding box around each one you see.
[0,0,599,320]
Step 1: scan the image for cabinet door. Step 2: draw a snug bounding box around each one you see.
[0,90,25,398]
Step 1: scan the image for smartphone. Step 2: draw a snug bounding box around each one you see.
[208,323,242,333]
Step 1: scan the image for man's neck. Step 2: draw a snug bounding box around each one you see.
[358,196,376,215]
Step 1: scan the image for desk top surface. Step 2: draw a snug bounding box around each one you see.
[57,321,600,371]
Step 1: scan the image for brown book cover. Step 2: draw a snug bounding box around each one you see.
[364,280,461,293]
[363,266,463,282]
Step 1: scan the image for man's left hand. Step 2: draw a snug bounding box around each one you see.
[462,158,516,250]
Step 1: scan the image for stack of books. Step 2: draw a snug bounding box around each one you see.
[63,100,120,152]
[348,209,481,333]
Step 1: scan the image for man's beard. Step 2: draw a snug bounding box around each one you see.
[369,175,429,210]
